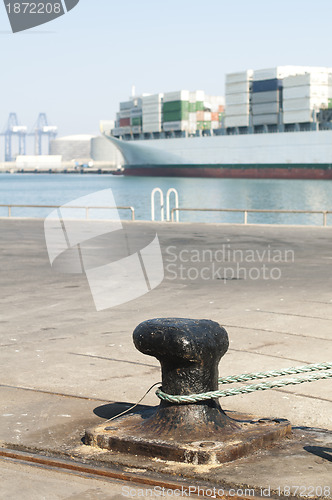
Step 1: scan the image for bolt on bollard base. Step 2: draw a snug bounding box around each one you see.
[85,318,291,465]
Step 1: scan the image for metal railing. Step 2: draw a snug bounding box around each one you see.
[1,204,331,226]
[170,207,332,226]
[0,204,135,221]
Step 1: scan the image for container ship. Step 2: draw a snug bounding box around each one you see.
[105,66,332,179]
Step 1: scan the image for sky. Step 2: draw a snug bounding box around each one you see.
[0,0,331,145]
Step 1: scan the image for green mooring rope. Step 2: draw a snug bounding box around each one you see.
[217,361,332,384]
[156,361,332,404]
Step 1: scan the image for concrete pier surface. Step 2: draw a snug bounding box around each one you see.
[0,219,331,498]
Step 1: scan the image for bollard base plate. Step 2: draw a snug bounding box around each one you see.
[85,408,291,465]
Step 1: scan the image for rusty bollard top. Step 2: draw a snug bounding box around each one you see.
[133,318,239,439]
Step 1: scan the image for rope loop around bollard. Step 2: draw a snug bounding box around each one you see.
[156,361,332,404]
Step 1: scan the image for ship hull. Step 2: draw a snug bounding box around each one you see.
[123,164,332,179]
[106,130,332,179]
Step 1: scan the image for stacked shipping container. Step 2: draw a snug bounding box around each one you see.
[162,90,190,132]
[117,101,132,135]
[283,72,330,124]
[225,70,253,128]
[224,66,332,127]
[162,91,224,132]
[188,90,205,133]
[114,98,143,136]
[130,106,143,134]
[112,67,332,138]
[205,94,225,129]
[142,94,163,133]
[251,68,284,126]
[113,90,224,136]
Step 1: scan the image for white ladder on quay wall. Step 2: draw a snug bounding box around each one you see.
[151,188,179,222]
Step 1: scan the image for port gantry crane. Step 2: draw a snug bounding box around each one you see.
[1,113,27,161]
[32,113,58,155]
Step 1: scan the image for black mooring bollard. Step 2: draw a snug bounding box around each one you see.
[133,318,239,439]
[85,317,291,464]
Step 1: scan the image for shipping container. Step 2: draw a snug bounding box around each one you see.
[251,91,279,104]
[252,79,282,93]
[225,115,250,127]
[142,112,162,120]
[225,81,251,94]
[226,104,250,116]
[143,102,162,109]
[189,112,197,123]
[226,93,250,105]
[119,118,130,127]
[283,97,328,111]
[142,122,162,133]
[283,109,314,124]
[131,117,142,126]
[142,93,163,106]
[143,119,162,127]
[196,101,204,111]
[118,110,131,119]
[283,72,329,88]
[225,70,253,84]
[189,90,205,102]
[131,126,142,134]
[253,66,309,81]
[163,90,190,103]
[142,102,162,109]
[211,112,219,121]
[117,126,132,134]
[163,120,189,131]
[329,98,332,109]
[163,110,189,122]
[211,121,220,129]
[143,111,162,120]
[142,110,162,118]
[119,101,134,111]
[163,100,189,113]
[218,105,225,112]
[283,85,328,99]
[252,114,279,125]
[130,108,143,117]
[252,102,279,115]
[283,110,314,123]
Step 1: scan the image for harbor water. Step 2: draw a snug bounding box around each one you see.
[1,173,332,225]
